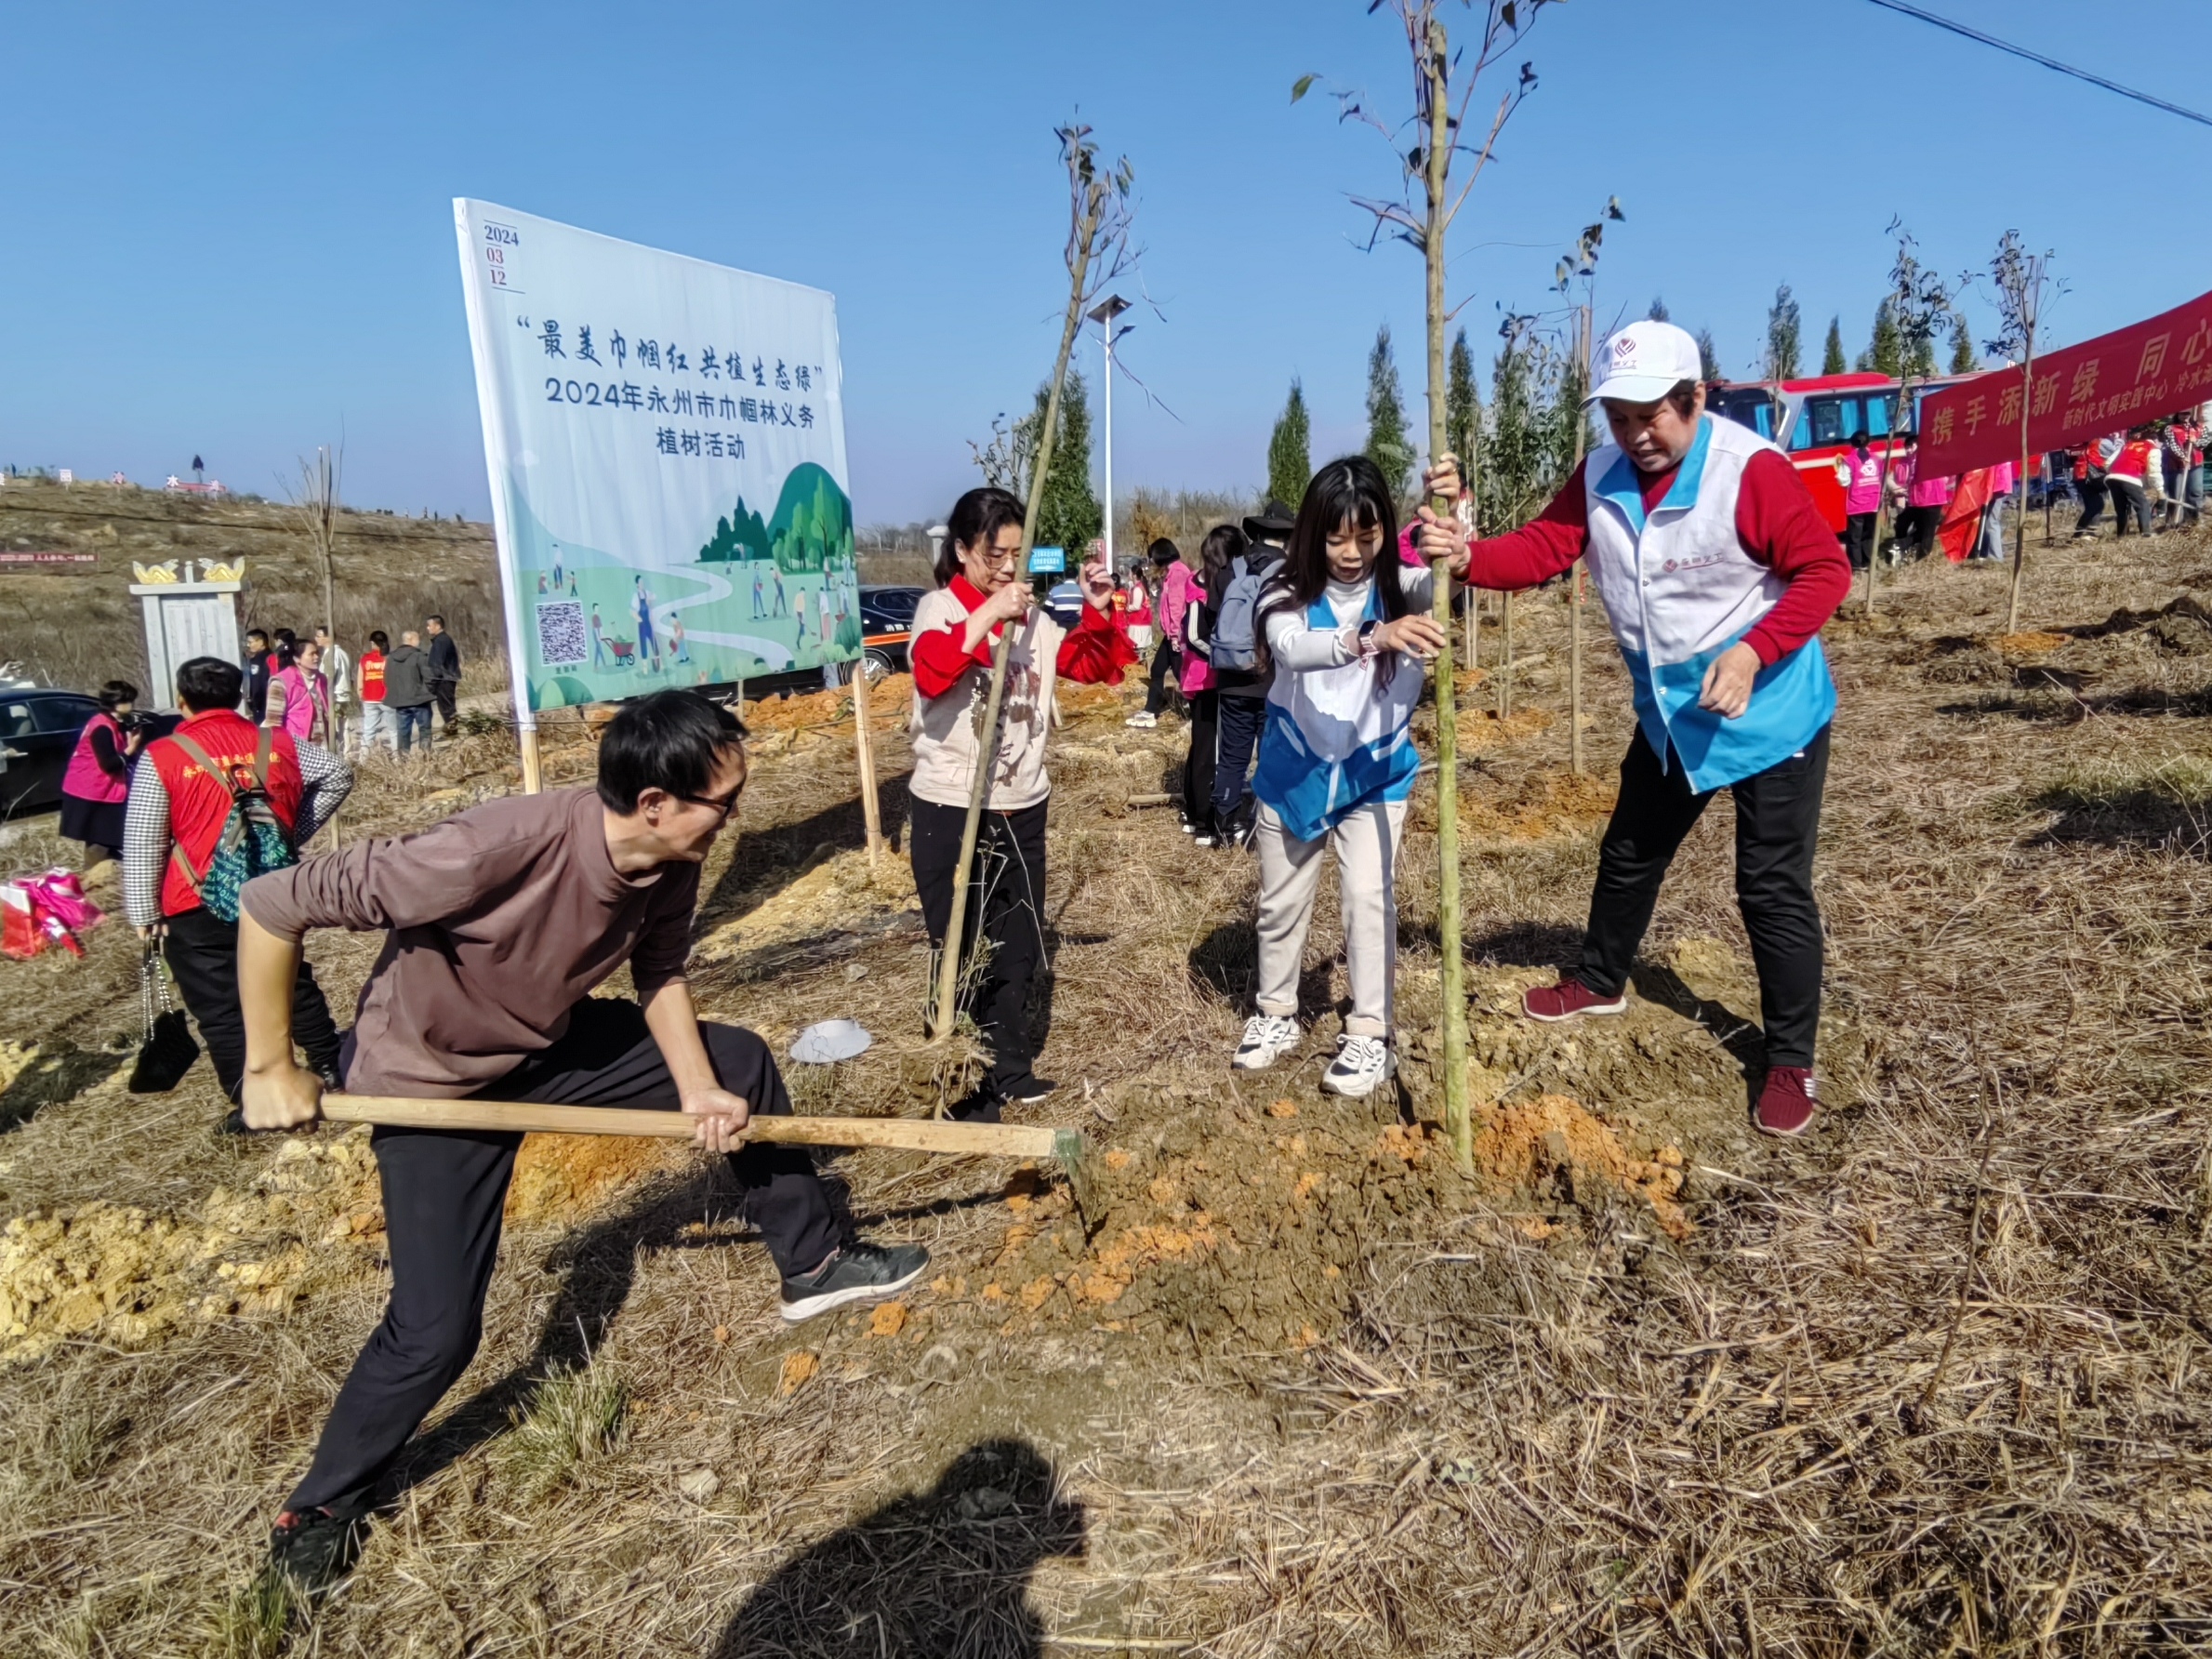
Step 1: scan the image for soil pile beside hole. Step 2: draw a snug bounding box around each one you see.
[695,847,920,962]
[0,1132,382,1362]
[507,1135,682,1226]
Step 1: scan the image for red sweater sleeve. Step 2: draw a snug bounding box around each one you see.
[1056,600,1138,684]
[1464,461,1590,590]
[1735,450,1851,665]
[910,600,996,699]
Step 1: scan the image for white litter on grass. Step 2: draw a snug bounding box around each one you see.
[790,1019,871,1064]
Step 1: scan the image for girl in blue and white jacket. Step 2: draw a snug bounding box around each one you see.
[1232,456,1469,1099]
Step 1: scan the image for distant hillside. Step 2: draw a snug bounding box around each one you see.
[0,480,502,695]
[696,462,854,575]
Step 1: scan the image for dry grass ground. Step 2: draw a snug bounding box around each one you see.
[3,519,2212,1656]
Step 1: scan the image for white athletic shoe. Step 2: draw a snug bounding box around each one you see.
[1125,710,1157,728]
[1232,1014,1300,1071]
[1320,1035,1395,1098]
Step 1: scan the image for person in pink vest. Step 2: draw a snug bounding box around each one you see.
[60,680,143,871]
[1894,432,1954,561]
[266,639,333,745]
[1834,431,1884,570]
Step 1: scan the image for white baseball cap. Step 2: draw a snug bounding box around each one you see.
[1586,320,1703,406]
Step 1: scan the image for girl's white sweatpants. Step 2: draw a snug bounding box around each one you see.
[1252,798,1409,1041]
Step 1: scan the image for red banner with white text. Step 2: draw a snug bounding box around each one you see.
[1914,286,2212,478]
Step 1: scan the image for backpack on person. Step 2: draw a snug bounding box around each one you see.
[1210,550,1279,673]
[163,730,297,922]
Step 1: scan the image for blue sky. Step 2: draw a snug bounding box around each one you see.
[5,0,2208,524]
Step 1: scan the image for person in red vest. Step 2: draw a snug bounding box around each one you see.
[123,655,352,1131]
[2107,427,2162,538]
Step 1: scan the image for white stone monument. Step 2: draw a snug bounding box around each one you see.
[131,559,244,710]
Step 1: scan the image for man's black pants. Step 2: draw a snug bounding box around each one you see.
[163,905,344,1102]
[285,998,838,1519]
[1577,723,1832,1069]
[429,677,459,726]
[2073,476,2109,535]
[1842,512,1877,570]
[1212,692,1265,829]
[908,795,1048,1100]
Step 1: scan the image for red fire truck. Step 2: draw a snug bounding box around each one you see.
[1707,372,1978,532]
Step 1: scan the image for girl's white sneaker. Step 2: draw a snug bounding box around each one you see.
[1320,1035,1394,1097]
[1232,1015,1300,1070]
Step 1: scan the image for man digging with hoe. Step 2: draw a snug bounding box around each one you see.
[234,690,927,1589]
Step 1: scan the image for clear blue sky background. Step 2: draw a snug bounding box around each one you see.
[6,0,2208,525]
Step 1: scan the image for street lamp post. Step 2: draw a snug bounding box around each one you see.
[1087,294,1130,572]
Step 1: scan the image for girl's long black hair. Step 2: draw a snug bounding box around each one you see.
[1196,523,1246,598]
[1254,455,1405,673]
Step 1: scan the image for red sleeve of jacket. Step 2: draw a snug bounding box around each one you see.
[910,604,996,699]
[1464,460,1590,590]
[1735,450,1852,665]
[1056,599,1139,684]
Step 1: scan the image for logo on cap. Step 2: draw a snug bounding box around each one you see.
[1614,336,1636,359]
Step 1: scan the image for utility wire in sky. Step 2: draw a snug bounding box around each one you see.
[1861,0,2212,130]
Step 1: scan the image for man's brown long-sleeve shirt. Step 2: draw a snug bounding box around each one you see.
[241,788,699,1096]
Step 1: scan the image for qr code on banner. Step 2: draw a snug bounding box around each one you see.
[536,600,588,667]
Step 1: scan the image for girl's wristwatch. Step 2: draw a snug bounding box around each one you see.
[1356,618,1380,660]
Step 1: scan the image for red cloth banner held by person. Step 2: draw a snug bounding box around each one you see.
[1915,286,2212,478]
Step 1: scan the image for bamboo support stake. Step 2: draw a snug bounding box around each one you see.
[1418,19,1473,1172]
[1497,590,1515,721]
[928,131,1120,1047]
[850,661,884,864]
[1570,302,1589,776]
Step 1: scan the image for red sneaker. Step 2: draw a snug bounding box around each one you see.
[1521,977,1629,1022]
[1755,1067,1818,1136]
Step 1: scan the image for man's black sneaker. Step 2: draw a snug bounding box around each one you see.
[780,1240,929,1324]
[268,1506,364,1593]
[1000,1074,1059,1106]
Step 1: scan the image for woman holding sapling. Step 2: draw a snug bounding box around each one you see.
[1418,320,1850,1137]
[907,485,1135,1121]
[1231,456,1470,1100]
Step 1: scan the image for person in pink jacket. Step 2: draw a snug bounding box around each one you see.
[267,639,333,745]
[1834,431,1884,570]
[1133,538,1188,727]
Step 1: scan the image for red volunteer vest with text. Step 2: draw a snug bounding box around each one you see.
[146,710,304,918]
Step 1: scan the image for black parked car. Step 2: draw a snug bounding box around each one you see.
[0,687,102,816]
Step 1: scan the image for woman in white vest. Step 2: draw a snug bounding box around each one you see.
[1234,456,1471,1099]
[1419,320,1850,1136]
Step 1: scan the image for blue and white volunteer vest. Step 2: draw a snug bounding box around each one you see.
[1583,416,1836,792]
[1251,584,1424,843]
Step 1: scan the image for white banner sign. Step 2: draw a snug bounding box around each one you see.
[454,198,858,716]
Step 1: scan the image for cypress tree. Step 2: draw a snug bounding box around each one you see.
[1948,315,1979,375]
[1265,378,1312,510]
[1859,299,1904,376]
[1822,315,1847,375]
[1695,327,1723,382]
[1647,296,1670,323]
[1765,283,1802,379]
[1364,323,1413,500]
[1446,327,1479,477]
[1018,366,1102,555]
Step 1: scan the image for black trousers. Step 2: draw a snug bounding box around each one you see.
[1183,690,1218,827]
[1578,724,1831,1069]
[286,998,836,1518]
[2073,476,2109,535]
[1145,643,1184,715]
[908,795,1048,1098]
[429,677,459,725]
[2109,478,2152,537]
[162,904,343,1103]
[1842,512,1877,570]
[1894,505,1940,558]
[1212,692,1265,826]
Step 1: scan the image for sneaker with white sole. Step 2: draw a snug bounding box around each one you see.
[1232,1014,1300,1070]
[1124,710,1157,728]
[779,1240,930,1323]
[1320,1034,1395,1098]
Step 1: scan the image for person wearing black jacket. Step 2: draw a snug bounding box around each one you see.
[242,629,272,723]
[424,615,462,730]
[1202,501,1291,847]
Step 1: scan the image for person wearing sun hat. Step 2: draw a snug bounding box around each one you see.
[1417,318,1851,1137]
